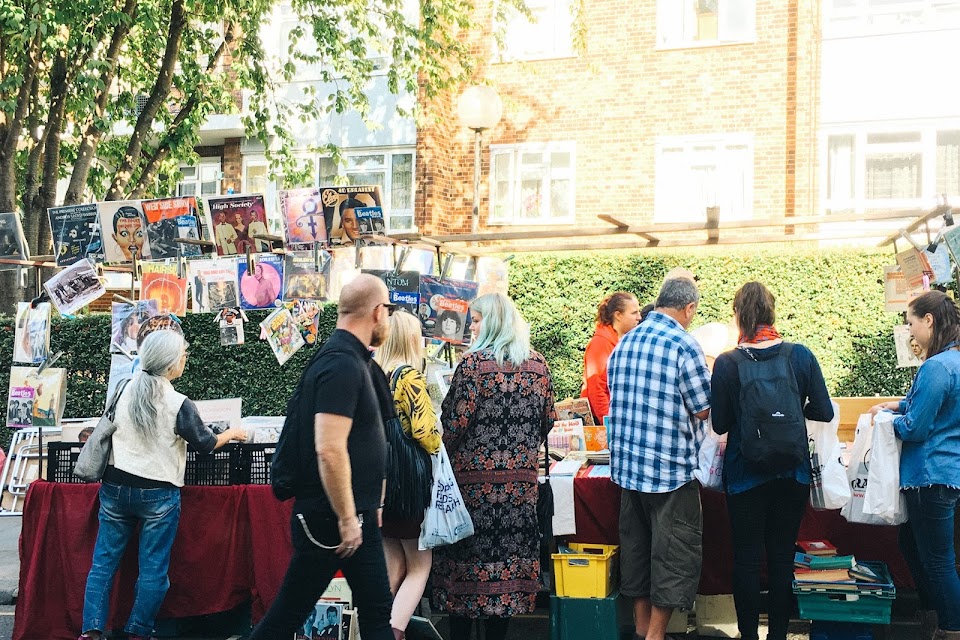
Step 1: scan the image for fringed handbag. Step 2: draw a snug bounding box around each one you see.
[383,366,433,519]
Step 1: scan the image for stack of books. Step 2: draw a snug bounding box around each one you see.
[793,540,886,592]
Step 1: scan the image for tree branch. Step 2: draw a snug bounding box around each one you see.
[0,31,43,212]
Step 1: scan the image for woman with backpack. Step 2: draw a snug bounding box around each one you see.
[871,290,960,640]
[373,310,442,640]
[710,282,833,640]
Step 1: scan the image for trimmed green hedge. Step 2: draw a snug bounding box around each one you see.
[0,247,921,453]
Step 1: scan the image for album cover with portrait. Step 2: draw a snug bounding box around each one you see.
[188,258,240,313]
[296,601,345,640]
[110,300,160,354]
[98,200,150,263]
[318,185,382,246]
[204,194,270,256]
[7,366,67,429]
[238,253,284,310]
[141,196,203,259]
[48,203,104,266]
[13,302,51,365]
[417,276,478,345]
[355,206,385,235]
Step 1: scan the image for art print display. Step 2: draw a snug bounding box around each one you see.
[44,259,106,315]
[260,306,305,365]
[141,197,202,259]
[13,302,51,364]
[364,269,420,316]
[188,258,240,312]
[328,248,361,301]
[284,299,322,345]
[355,206,385,235]
[0,212,29,270]
[238,253,284,310]
[194,398,242,435]
[98,200,150,263]
[279,187,327,246]
[110,300,159,354]
[284,251,330,301]
[6,366,67,429]
[204,194,270,255]
[319,185,382,246]
[48,203,103,266]
[417,276,478,345]
[215,308,246,346]
[894,324,924,368]
[141,262,188,316]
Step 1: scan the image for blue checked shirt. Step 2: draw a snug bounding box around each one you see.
[607,311,712,493]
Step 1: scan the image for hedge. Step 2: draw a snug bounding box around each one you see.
[0,247,922,453]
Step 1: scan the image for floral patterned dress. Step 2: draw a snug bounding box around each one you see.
[431,349,556,618]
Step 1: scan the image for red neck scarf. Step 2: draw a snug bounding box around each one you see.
[739,324,782,344]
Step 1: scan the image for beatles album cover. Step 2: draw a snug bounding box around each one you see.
[7,366,67,429]
[417,276,478,345]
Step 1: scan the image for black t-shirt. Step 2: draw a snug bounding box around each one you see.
[298,329,387,514]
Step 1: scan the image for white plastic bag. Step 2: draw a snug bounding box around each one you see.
[694,421,726,491]
[418,443,475,550]
[863,412,907,524]
[807,401,850,511]
[841,413,906,526]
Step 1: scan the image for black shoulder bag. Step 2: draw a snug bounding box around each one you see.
[537,436,555,582]
[383,366,434,519]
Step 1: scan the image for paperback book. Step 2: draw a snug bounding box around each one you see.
[284,299,323,345]
[13,302,51,365]
[48,203,103,266]
[194,398,242,434]
[215,308,246,346]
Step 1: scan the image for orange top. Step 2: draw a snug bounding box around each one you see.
[581,323,619,422]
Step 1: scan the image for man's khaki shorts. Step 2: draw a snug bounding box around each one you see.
[618,480,702,611]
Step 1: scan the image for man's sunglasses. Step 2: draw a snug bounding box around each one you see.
[375,302,398,316]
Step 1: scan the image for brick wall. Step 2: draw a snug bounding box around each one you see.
[222,138,243,194]
[415,0,821,235]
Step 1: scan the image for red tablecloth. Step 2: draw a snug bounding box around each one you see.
[570,474,914,594]
[13,482,292,640]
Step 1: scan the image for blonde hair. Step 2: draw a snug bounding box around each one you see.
[374,309,424,373]
[467,293,531,367]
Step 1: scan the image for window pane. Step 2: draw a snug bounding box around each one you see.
[391,153,413,211]
[937,131,960,197]
[201,181,219,195]
[865,153,921,199]
[180,166,197,179]
[867,132,921,145]
[697,0,718,40]
[550,178,571,218]
[520,177,544,219]
[347,155,386,170]
[492,152,513,220]
[551,152,571,169]
[319,157,338,186]
[827,135,855,200]
[347,172,385,190]
[245,164,268,194]
[177,182,197,197]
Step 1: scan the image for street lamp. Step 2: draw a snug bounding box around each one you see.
[457,85,503,234]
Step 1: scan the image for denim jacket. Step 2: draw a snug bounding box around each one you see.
[894,347,960,489]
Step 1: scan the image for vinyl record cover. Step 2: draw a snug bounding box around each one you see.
[44,259,106,315]
[7,366,67,429]
[417,276,479,345]
[283,250,331,301]
[355,206,385,235]
[319,185,383,246]
[204,194,270,255]
[135,313,183,348]
[279,187,327,246]
[238,253,283,310]
[110,300,160,354]
[141,268,188,316]
[98,200,150,263]
[0,212,30,270]
[13,302,51,365]
[364,270,420,316]
[188,258,240,312]
[48,203,104,266]
[141,197,203,259]
[260,306,305,365]
[284,299,323,345]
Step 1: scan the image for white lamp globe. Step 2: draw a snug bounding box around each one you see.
[457,85,503,131]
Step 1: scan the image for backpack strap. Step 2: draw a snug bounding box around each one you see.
[390,365,413,393]
[778,342,794,359]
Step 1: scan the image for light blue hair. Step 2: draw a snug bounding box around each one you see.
[467,293,531,367]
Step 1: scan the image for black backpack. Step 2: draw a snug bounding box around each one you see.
[733,343,807,473]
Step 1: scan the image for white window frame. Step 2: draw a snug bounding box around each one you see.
[656,0,757,50]
[488,142,576,226]
[498,0,576,62]
[824,0,960,38]
[176,159,222,198]
[654,134,754,223]
[319,148,417,233]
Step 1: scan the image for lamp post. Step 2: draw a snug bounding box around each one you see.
[457,85,503,234]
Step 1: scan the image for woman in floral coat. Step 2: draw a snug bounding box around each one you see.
[432,293,556,640]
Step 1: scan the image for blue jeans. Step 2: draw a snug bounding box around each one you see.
[902,485,960,631]
[82,482,181,637]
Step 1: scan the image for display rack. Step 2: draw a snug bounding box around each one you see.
[0,426,62,516]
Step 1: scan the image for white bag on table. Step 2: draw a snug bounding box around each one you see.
[841,413,906,526]
[418,443,475,550]
[694,419,726,492]
[808,400,850,511]
[863,412,907,525]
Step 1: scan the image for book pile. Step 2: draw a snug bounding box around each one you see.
[793,540,887,592]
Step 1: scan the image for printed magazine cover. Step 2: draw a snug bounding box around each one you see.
[555,398,595,426]
[260,307,305,365]
[44,259,106,315]
[319,185,383,246]
[284,299,323,345]
[894,324,924,368]
[204,194,270,256]
[355,206,386,235]
[136,313,183,348]
[279,187,327,246]
[48,203,104,266]
[0,212,29,270]
[238,253,284,310]
[141,197,202,259]
[188,258,240,312]
[7,366,67,429]
[13,302,51,365]
[141,263,188,316]
[328,248,361,301]
[283,251,330,301]
[417,276,479,345]
[364,270,420,316]
[111,300,159,354]
[216,308,245,345]
[194,398,242,434]
[98,200,150,263]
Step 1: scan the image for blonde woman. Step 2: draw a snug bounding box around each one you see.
[374,309,441,640]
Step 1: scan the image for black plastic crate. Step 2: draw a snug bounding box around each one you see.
[184,443,241,486]
[47,441,86,483]
[238,443,276,485]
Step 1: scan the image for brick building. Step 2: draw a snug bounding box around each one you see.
[416,0,822,237]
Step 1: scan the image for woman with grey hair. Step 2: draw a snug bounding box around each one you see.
[78,330,246,640]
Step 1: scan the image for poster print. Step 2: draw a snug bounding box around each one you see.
[417,276,478,345]
[364,270,420,316]
[238,253,284,310]
[48,203,104,266]
[13,302,51,364]
[6,366,67,429]
[110,300,159,354]
[141,197,203,259]
[204,194,270,255]
[283,251,330,301]
[44,259,106,315]
[188,258,240,312]
[279,187,327,246]
[319,185,383,246]
[0,212,29,270]
[98,200,150,263]
[260,307,305,365]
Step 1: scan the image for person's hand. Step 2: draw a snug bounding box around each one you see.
[227,428,248,442]
[377,507,383,528]
[336,515,362,558]
[869,402,898,418]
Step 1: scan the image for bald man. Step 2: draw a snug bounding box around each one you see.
[250,274,397,640]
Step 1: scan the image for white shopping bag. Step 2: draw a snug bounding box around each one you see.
[841,413,906,526]
[418,443,475,550]
[808,401,850,511]
[863,412,907,525]
[694,421,726,492]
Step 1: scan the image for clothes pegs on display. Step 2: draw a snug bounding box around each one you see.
[312,243,330,273]
[246,246,256,274]
[37,351,63,375]
[30,290,50,309]
[439,254,454,280]
[393,247,410,275]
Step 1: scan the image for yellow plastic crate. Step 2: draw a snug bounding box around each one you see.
[552,543,620,598]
